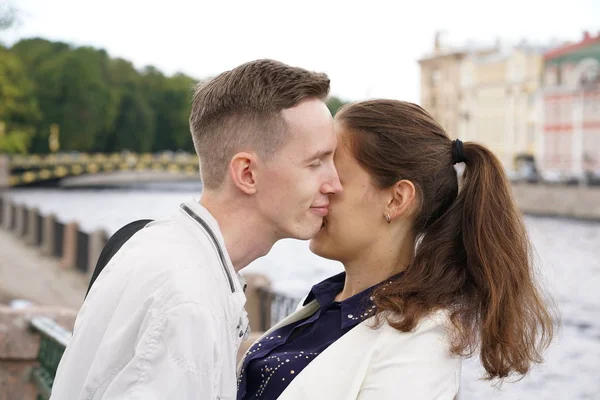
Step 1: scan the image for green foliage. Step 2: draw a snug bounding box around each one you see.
[0,129,31,154]
[1,38,200,154]
[1,38,349,154]
[326,96,348,116]
[0,46,40,154]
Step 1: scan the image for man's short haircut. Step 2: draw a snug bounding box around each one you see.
[189,59,330,189]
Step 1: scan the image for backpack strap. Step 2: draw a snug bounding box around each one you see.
[85,219,153,299]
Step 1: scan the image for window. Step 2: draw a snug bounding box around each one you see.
[527,123,535,153]
[581,63,599,85]
[461,65,473,87]
[508,59,524,82]
[584,92,600,117]
[432,69,441,86]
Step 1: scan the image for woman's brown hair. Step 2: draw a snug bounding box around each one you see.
[336,99,555,380]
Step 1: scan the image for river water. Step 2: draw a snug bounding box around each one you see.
[4,184,599,399]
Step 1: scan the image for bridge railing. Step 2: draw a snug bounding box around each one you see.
[8,152,199,168]
[256,287,302,331]
[7,152,201,186]
[29,317,71,400]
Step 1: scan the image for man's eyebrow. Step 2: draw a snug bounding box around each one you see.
[304,150,334,162]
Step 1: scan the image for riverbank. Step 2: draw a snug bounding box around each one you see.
[512,183,600,221]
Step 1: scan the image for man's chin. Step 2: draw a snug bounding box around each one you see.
[292,223,322,241]
[299,228,321,241]
[280,215,324,241]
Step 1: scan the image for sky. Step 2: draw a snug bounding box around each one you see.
[2,0,599,103]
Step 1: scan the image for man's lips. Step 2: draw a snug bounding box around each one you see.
[310,205,329,217]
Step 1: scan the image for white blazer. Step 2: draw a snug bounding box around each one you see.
[238,299,461,400]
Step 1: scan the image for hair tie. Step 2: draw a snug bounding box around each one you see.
[452,139,467,165]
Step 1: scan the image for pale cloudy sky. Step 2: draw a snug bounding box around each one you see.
[2,0,599,103]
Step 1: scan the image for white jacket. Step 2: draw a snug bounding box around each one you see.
[238,300,461,400]
[51,200,249,400]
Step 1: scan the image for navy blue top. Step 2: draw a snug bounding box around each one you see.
[237,272,390,400]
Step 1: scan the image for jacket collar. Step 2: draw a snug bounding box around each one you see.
[178,199,246,294]
[178,200,250,340]
[305,271,402,330]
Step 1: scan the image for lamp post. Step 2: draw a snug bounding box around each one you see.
[49,124,60,153]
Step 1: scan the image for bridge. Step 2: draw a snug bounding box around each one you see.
[0,152,201,188]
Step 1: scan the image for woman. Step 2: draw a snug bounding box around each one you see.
[237,100,555,399]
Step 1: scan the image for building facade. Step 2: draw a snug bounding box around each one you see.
[418,33,475,139]
[458,45,545,170]
[539,32,600,181]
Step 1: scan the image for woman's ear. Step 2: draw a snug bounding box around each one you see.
[386,179,417,221]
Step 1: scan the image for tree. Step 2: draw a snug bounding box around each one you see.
[60,47,119,152]
[14,44,119,152]
[10,38,71,76]
[0,47,41,153]
[3,38,204,154]
[109,91,155,152]
[163,73,197,151]
[141,67,197,152]
[327,96,347,116]
[11,38,72,152]
[100,58,155,152]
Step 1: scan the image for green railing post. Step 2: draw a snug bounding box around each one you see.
[29,317,72,400]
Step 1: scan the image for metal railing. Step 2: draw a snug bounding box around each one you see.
[257,288,302,331]
[29,317,72,400]
[7,152,201,186]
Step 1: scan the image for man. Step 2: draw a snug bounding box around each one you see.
[50,59,342,399]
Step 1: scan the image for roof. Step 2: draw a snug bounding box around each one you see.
[544,32,600,61]
[418,41,494,63]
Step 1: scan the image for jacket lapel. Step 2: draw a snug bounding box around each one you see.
[236,300,320,375]
[277,318,383,400]
[237,300,386,400]
[237,300,389,400]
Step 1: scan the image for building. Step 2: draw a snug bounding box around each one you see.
[539,31,600,181]
[418,33,493,139]
[458,44,546,170]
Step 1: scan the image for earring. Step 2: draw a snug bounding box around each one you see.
[384,213,391,224]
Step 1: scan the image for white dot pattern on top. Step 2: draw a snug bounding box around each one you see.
[237,273,401,400]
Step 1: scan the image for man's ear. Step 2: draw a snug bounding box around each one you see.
[229,152,258,194]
